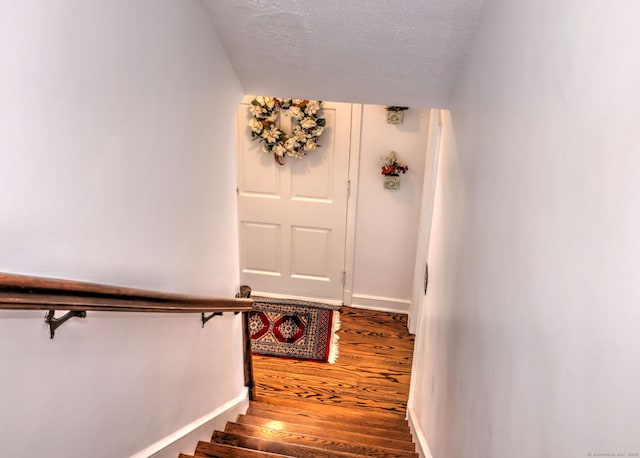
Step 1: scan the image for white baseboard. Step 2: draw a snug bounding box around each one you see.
[408,406,434,458]
[349,293,410,314]
[407,310,416,335]
[250,290,343,307]
[131,390,249,458]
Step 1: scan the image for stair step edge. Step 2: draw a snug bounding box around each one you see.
[194,440,294,458]
[252,397,408,420]
[245,406,413,439]
[237,414,415,451]
[210,432,375,458]
[222,424,418,457]
[249,400,410,431]
[245,406,412,438]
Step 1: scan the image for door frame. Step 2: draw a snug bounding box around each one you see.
[409,109,443,333]
[342,103,363,306]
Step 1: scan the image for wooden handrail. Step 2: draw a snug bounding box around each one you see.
[0,272,253,313]
[0,272,256,399]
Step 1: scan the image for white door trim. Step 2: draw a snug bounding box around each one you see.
[342,103,363,306]
[408,109,443,333]
[407,109,443,413]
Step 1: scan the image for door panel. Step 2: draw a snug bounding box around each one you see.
[239,133,281,196]
[290,226,331,280]
[237,100,351,301]
[240,222,281,275]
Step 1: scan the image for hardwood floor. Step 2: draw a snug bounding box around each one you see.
[252,306,415,419]
[179,307,417,458]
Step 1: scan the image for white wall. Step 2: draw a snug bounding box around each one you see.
[0,1,245,457]
[410,1,640,457]
[351,105,430,313]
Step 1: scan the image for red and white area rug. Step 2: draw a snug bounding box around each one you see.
[249,297,340,364]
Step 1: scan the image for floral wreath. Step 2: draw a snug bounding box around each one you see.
[248,96,326,165]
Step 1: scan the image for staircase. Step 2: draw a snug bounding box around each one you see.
[179,396,417,458]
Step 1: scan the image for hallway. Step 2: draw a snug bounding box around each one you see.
[5,1,639,456]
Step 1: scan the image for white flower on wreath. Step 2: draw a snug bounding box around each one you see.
[249,118,263,134]
[256,96,275,109]
[287,106,302,119]
[248,96,326,164]
[300,117,317,129]
[262,126,281,143]
[305,101,320,115]
[285,137,299,150]
[249,104,264,117]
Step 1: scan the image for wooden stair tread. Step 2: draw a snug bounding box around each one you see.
[254,384,408,417]
[253,367,411,389]
[252,397,409,424]
[237,414,414,450]
[253,355,412,380]
[210,432,370,458]
[246,405,413,441]
[253,370,409,404]
[250,399,410,432]
[222,422,418,457]
[193,440,293,457]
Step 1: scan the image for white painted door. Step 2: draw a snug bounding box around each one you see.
[236,100,352,302]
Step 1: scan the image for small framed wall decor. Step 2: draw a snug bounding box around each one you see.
[385,106,409,125]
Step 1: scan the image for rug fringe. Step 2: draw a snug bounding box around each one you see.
[328,310,341,364]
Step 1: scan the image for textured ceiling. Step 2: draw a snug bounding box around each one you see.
[201,0,484,108]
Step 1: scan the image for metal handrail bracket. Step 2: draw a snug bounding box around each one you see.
[45,310,87,339]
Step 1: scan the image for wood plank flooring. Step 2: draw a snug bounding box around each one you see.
[252,306,415,419]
